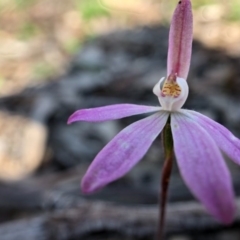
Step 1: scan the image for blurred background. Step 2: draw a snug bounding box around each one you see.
[0,0,240,239]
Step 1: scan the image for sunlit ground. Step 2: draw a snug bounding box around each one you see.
[0,0,239,96]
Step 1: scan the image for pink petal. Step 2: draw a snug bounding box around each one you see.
[171,112,235,224]
[68,104,161,124]
[81,111,169,193]
[183,110,240,165]
[167,0,193,79]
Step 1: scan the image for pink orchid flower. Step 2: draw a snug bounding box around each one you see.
[68,0,240,224]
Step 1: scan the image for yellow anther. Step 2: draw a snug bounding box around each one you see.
[161,75,181,97]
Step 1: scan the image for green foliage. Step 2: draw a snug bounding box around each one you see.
[0,76,5,89]
[227,1,240,21]
[18,22,39,40]
[191,0,217,9]
[75,0,110,20]
[33,61,55,79]
[63,38,82,54]
[14,0,37,9]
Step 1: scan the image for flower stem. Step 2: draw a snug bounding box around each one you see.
[157,116,173,240]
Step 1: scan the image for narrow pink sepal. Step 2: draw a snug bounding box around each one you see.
[171,112,235,224]
[184,110,240,165]
[81,111,169,193]
[167,0,193,79]
[67,104,161,124]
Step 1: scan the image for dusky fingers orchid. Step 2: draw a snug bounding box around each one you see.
[68,0,239,226]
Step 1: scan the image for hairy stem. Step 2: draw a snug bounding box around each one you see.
[157,116,173,240]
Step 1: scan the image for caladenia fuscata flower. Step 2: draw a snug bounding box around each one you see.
[68,0,240,226]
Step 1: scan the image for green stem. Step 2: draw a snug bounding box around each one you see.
[157,116,173,240]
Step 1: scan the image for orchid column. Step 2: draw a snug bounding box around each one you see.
[68,0,239,236]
